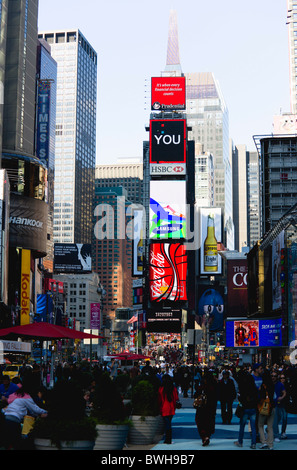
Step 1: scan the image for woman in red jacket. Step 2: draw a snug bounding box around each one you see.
[158,374,179,444]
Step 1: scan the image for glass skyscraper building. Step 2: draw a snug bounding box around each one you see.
[38,29,97,244]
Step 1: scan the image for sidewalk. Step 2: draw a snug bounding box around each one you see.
[125,395,297,451]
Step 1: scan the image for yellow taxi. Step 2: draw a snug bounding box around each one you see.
[2,364,22,380]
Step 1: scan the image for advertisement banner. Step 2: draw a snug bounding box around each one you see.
[54,244,92,273]
[227,259,248,317]
[149,243,187,302]
[147,308,181,333]
[150,119,186,164]
[272,231,285,311]
[150,162,186,176]
[197,285,225,331]
[9,194,48,254]
[132,209,144,276]
[225,318,282,348]
[151,76,186,111]
[200,208,222,275]
[20,249,31,325]
[90,303,101,330]
[36,80,51,168]
[149,180,186,239]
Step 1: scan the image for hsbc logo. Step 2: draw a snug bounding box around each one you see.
[150,163,186,175]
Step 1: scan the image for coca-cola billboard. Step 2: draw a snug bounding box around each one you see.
[149,243,187,302]
[227,259,248,317]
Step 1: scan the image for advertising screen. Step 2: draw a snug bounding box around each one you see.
[150,119,186,163]
[197,284,225,331]
[149,180,186,239]
[200,208,222,275]
[54,243,92,273]
[227,259,248,317]
[151,76,186,111]
[132,209,145,276]
[149,243,187,302]
[147,308,182,333]
[225,318,282,348]
[272,231,285,310]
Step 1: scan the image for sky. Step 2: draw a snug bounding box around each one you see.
[38,0,291,164]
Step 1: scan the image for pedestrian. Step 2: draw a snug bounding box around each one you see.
[218,370,236,424]
[0,376,19,407]
[158,374,179,444]
[271,370,286,442]
[234,370,258,449]
[279,373,289,439]
[257,370,275,450]
[1,378,48,450]
[194,369,217,447]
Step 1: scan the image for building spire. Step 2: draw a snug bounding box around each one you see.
[164,10,182,74]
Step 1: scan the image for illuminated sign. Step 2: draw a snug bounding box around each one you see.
[21,249,31,325]
[227,259,248,317]
[200,208,222,275]
[149,243,187,302]
[147,308,182,333]
[226,318,282,348]
[150,163,186,176]
[151,77,186,111]
[150,119,186,164]
[149,180,186,239]
[36,80,51,168]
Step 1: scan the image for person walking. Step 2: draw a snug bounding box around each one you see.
[158,374,179,444]
[271,371,286,442]
[194,369,218,447]
[218,370,236,424]
[234,370,259,449]
[257,371,275,450]
[1,378,48,450]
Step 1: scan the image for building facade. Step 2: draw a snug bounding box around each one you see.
[38,29,97,245]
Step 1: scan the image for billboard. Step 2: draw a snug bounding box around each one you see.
[227,259,248,317]
[54,244,92,273]
[226,318,282,348]
[36,80,51,168]
[200,208,222,275]
[90,303,101,330]
[9,194,48,255]
[272,231,285,311]
[151,76,186,111]
[0,170,9,305]
[150,119,186,164]
[20,249,31,325]
[149,180,186,239]
[132,209,145,276]
[147,308,181,333]
[150,162,186,176]
[149,243,187,302]
[197,285,225,331]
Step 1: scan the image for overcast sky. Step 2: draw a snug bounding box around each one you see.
[38,0,291,164]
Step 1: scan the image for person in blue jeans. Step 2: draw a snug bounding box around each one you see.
[234,370,259,449]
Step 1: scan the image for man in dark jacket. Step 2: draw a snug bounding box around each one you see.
[218,370,236,424]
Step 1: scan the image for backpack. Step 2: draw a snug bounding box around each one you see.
[258,385,272,416]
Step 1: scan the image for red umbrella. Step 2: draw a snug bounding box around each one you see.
[0,322,103,340]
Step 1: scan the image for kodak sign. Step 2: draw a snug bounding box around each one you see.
[21,249,31,325]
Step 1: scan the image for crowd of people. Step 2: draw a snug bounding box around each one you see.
[0,357,297,449]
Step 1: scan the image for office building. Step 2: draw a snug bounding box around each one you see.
[95,158,143,205]
[194,144,214,207]
[38,29,97,245]
[92,186,133,327]
[36,38,57,266]
[287,0,297,114]
[0,0,8,161]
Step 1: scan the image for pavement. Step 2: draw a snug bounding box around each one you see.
[124,395,297,452]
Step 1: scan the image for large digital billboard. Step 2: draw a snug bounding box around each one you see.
[200,208,222,275]
[150,119,186,164]
[147,308,182,333]
[225,318,282,348]
[197,285,225,331]
[54,244,92,273]
[227,259,248,317]
[149,180,186,239]
[272,231,285,311]
[149,243,187,302]
[151,77,186,111]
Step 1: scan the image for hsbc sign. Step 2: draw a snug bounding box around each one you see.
[150,119,186,164]
[150,163,186,176]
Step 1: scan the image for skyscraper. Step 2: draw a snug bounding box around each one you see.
[38,29,97,245]
[287,0,297,114]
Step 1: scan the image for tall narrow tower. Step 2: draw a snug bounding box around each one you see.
[163,10,182,76]
[287,0,297,114]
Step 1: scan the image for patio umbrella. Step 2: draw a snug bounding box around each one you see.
[0,322,104,340]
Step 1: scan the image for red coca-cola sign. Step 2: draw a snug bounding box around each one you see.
[149,243,187,302]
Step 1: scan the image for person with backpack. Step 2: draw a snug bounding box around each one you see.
[257,370,275,450]
[234,369,259,449]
